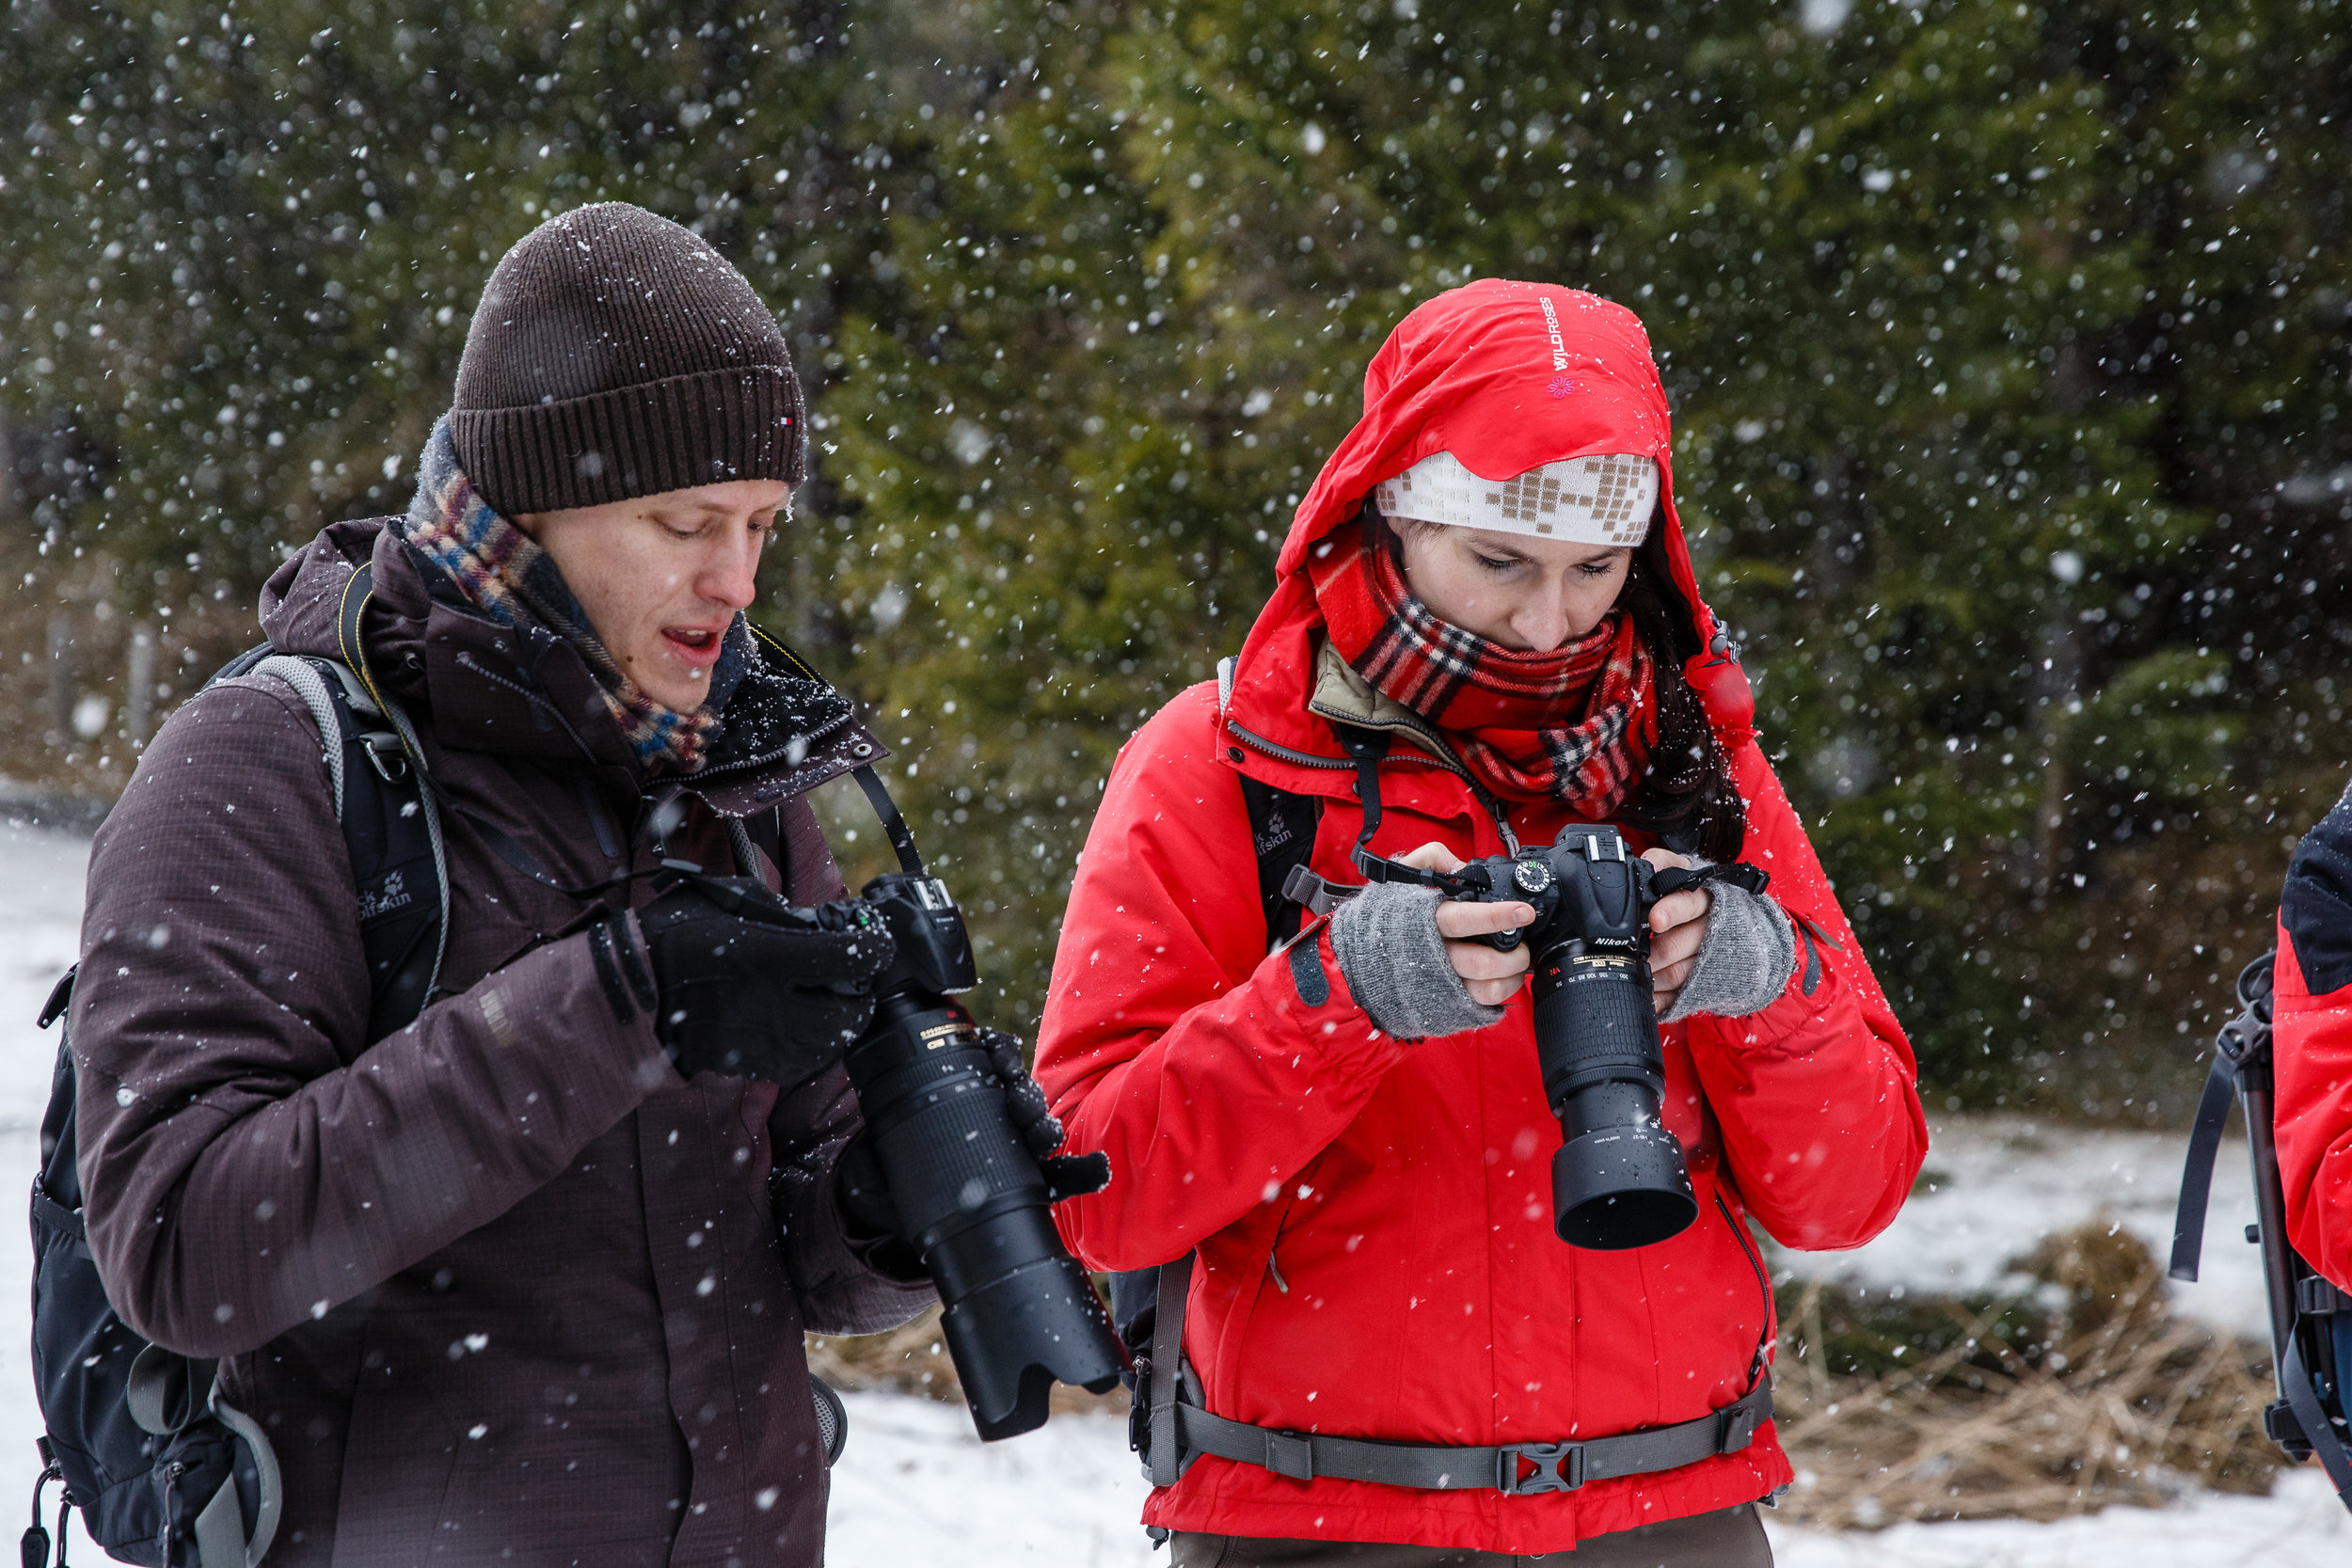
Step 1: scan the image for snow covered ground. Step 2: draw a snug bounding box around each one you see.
[1764,1112,2270,1339]
[1,814,2342,1564]
[824,1390,2352,1567]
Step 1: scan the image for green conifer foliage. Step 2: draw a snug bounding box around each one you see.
[816,0,2350,1096]
[6,0,2347,1106]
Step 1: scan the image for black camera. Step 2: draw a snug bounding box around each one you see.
[1445,826,1765,1251]
[843,868,1128,1439]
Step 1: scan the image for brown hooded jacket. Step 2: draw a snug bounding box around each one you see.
[70,517,933,1567]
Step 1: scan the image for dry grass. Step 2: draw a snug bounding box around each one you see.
[806,1306,1131,1421]
[1770,1219,2283,1528]
[808,1222,2288,1530]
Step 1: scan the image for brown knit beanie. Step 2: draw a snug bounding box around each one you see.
[449,202,805,516]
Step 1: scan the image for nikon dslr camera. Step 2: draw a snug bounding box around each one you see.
[1444,826,1767,1251]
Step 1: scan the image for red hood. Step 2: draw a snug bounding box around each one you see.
[1230,280,1753,762]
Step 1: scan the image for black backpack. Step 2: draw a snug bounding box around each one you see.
[2170,952,2352,1514]
[28,646,445,1568]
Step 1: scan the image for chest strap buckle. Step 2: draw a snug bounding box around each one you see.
[1498,1440,1585,1496]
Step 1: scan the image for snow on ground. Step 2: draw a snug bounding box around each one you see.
[825,1393,1155,1565]
[0,815,2341,1564]
[821,1395,2352,1567]
[1763,1114,2270,1338]
[1767,1465,2351,1566]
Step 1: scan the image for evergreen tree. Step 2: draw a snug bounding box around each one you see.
[6,0,2347,1105]
[814,0,2352,1090]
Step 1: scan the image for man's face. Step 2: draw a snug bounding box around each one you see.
[515,478,788,711]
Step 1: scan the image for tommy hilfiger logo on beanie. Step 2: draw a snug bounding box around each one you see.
[448,202,805,517]
[1375,451,1658,546]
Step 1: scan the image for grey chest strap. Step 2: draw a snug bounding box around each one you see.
[1141,1251,1771,1497]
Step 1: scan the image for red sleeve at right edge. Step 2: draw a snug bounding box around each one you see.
[2272,933,2352,1291]
[2273,782,2352,1293]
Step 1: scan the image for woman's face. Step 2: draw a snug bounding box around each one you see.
[1392,518,1634,653]
[516,478,788,711]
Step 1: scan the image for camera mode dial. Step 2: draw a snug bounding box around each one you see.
[1513,860,1554,895]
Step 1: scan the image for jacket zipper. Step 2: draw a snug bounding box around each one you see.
[159,1459,185,1560]
[1223,715,1375,772]
[1715,1192,1775,1384]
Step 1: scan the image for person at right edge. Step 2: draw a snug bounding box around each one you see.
[1034,281,1927,1564]
[2271,779,2352,1373]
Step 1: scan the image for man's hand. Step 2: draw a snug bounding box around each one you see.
[634,877,895,1087]
[1393,842,1535,1008]
[1640,847,1713,1013]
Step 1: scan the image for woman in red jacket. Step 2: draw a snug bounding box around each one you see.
[1034,280,1926,1564]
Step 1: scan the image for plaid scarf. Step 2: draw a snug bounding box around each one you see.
[1309,525,1657,811]
[402,420,738,773]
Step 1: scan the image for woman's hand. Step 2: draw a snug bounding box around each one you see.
[1641,847,1712,1012]
[1392,842,1535,1007]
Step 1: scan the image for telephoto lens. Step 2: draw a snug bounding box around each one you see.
[1471,828,1698,1250]
[843,871,1128,1440]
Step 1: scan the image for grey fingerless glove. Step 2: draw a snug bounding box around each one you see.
[1661,876,1799,1022]
[1327,881,1504,1041]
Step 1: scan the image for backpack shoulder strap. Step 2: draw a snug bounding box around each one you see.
[1237,778,1324,947]
[246,655,358,820]
[1146,1252,1198,1488]
[1216,657,1343,947]
[241,648,449,1041]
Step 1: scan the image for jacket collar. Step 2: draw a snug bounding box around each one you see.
[1306,641,1455,767]
[259,517,883,814]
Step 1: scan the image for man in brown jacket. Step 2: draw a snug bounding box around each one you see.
[71,203,934,1566]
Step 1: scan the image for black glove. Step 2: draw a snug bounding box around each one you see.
[978,1028,1112,1202]
[631,875,895,1087]
[834,1027,1110,1248]
[834,1132,928,1279]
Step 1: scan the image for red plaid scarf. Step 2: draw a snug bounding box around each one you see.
[1309,531,1657,810]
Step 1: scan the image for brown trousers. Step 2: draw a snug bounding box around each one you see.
[1168,1503,1772,1567]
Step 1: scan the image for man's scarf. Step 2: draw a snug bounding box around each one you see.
[1309,524,1657,812]
[403,420,741,773]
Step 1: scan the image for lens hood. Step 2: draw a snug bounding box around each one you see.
[939,1254,1127,1441]
[1549,1122,1699,1251]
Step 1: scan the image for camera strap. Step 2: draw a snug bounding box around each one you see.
[1337,724,1461,893]
[1651,862,1772,898]
[850,764,929,875]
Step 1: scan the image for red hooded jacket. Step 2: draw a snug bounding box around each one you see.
[1034,281,1927,1553]
[2272,784,2352,1292]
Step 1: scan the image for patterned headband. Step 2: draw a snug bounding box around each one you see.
[1374,451,1658,547]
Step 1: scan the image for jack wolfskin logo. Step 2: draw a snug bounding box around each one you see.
[358,871,412,921]
[1253,817,1294,857]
